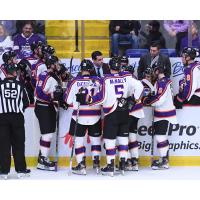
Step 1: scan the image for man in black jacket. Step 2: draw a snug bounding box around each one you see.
[90,51,110,77]
[137,43,171,80]
[109,20,141,56]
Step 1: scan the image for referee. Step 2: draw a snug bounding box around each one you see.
[0,63,30,179]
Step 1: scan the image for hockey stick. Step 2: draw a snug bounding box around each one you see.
[150,107,155,166]
[69,56,73,80]
[54,103,60,172]
[68,102,80,176]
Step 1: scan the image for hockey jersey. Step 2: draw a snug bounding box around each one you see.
[31,59,46,88]
[90,71,144,116]
[64,75,101,125]
[13,33,41,59]
[143,77,177,124]
[0,64,7,81]
[177,61,200,103]
[35,71,58,104]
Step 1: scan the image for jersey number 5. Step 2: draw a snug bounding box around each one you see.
[115,85,124,97]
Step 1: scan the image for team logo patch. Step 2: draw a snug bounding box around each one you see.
[158,87,163,94]
[186,74,190,81]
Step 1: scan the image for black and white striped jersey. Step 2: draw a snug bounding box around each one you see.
[0,77,30,114]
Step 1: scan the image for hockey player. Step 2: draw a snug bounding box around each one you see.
[64,59,102,175]
[0,50,18,80]
[83,57,144,176]
[143,66,177,170]
[120,56,145,171]
[31,43,47,88]
[34,55,62,171]
[174,47,200,107]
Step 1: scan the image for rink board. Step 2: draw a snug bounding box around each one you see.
[23,106,200,167]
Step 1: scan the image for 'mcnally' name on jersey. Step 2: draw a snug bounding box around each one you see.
[110,77,127,84]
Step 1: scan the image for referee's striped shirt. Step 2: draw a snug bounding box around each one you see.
[0,77,30,114]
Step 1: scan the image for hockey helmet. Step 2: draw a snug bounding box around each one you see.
[31,41,44,52]
[2,50,16,64]
[80,59,94,71]
[4,63,18,74]
[181,47,199,60]
[42,45,55,55]
[120,56,129,65]
[45,55,59,67]
[109,56,121,70]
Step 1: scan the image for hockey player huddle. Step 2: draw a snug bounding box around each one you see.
[1,40,200,178]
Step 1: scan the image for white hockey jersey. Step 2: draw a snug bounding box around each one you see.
[144,77,177,124]
[90,71,144,116]
[64,75,101,125]
[0,64,6,80]
[177,61,200,102]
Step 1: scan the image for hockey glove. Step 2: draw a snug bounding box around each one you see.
[127,96,136,110]
[54,85,63,101]
[142,97,151,106]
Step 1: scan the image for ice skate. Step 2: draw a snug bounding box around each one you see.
[151,157,169,170]
[72,160,86,175]
[101,159,114,177]
[125,158,139,171]
[37,154,56,171]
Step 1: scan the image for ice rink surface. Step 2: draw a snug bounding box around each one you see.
[3,166,200,180]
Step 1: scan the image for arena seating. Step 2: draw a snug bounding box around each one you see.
[45,20,110,58]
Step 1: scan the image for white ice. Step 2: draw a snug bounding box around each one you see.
[3,166,200,180]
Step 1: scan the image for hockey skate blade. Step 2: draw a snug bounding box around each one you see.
[72,169,87,176]
[101,171,114,177]
[151,165,169,170]
[95,167,100,174]
[37,164,56,171]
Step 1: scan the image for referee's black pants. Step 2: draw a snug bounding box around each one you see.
[0,113,27,174]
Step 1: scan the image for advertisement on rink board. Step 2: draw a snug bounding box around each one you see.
[24,57,200,160]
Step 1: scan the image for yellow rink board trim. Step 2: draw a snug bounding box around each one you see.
[10,156,200,167]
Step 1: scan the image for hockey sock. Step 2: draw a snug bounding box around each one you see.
[155,135,169,157]
[90,136,101,159]
[117,136,128,160]
[40,133,53,157]
[129,132,139,159]
[104,139,116,164]
[75,137,86,164]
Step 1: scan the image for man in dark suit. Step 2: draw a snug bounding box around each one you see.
[137,43,171,80]
[90,51,110,77]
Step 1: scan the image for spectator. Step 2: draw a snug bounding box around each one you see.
[137,42,171,80]
[90,51,110,77]
[140,20,166,49]
[164,20,189,56]
[13,21,45,59]
[0,20,16,36]
[14,20,46,42]
[180,22,200,52]
[109,20,141,56]
[0,24,14,65]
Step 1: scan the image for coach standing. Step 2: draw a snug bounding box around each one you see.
[0,63,30,180]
